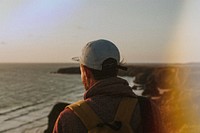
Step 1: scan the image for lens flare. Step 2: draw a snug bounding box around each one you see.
[162,1,200,132]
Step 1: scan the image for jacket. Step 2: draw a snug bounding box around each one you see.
[53,77,163,133]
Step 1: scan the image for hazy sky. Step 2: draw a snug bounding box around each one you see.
[0,0,200,63]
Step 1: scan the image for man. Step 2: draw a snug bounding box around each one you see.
[53,39,163,133]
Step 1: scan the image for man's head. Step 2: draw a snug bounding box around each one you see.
[78,39,120,70]
[73,39,126,90]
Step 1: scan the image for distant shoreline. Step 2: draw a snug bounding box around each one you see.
[55,63,190,77]
[0,62,199,65]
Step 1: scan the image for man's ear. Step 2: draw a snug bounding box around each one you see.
[83,65,92,79]
[80,64,91,78]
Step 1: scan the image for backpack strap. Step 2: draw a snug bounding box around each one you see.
[67,100,103,130]
[67,98,137,132]
[114,97,137,123]
[113,97,137,133]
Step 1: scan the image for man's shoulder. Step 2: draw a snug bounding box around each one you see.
[61,100,88,119]
[59,107,76,120]
[59,100,85,120]
[59,103,86,126]
[55,103,87,133]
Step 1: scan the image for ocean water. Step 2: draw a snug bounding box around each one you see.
[0,63,85,133]
[0,63,200,133]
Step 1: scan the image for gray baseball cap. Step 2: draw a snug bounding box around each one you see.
[72,39,127,71]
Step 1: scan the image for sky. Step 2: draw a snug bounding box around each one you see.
[0,0,200,63]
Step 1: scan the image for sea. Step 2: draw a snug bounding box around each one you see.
[0,63,200,133]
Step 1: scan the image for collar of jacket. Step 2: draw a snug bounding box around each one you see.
[84,77,136,99]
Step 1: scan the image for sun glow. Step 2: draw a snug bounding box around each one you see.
[168,0,200,63]
[164,1,200,132]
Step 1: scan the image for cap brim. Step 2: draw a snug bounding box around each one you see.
[72,57,80,62]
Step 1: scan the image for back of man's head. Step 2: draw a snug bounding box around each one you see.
[73,39,127,80]
[88,57,118,80]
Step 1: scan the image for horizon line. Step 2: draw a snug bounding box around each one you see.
[0,61,199,64]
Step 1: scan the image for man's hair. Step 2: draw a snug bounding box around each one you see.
[87,58,118,80]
